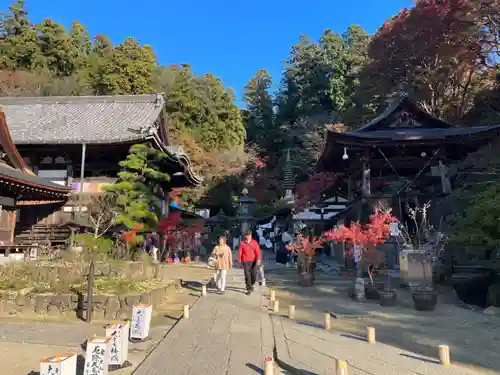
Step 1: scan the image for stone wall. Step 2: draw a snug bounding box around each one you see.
[28,261,164,283]
[0,279,180,320]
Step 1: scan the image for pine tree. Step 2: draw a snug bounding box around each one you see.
[105,143,171,231]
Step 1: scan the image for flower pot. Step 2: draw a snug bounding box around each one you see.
[379,290,397,307]
[297,255,315,286]
[365,284,380,300]
[297,272,314,286]
[412,289,438,311]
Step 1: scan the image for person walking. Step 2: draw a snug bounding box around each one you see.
[238,231,262,295]
[211,235,233,294]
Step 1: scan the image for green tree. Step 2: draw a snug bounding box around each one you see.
[158,64,245,151]
[104,143,170,231]
[0,0,44,70]
[0,0,28,36]
[242,69,276,153]
[36,18,77,76]
[70,21,91,71]
[89,37,156,95]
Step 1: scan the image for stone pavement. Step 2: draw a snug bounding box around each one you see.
[132,268,275,375]
[272,314,487,375]
[265,267,500,375]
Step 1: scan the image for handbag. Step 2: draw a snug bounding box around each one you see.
[208,256,217,268]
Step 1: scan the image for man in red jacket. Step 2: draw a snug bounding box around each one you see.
[238,231,262,295]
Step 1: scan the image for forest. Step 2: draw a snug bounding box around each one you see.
[2,0,500,245]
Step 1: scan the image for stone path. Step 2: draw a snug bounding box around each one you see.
[272,315,485,375]
[132,268,275,375]
[265,267,500,375]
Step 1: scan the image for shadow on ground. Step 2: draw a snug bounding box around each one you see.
[266,268,500,374]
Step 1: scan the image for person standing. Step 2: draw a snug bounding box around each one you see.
[238,231,262,295]
[211,235,233,294]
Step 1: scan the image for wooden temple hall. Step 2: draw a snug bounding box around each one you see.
[317,94,500,260]
[0,94,200,248]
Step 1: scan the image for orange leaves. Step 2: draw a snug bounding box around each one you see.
[295,172,337,210]
[123,223,143,243]
[324,208,397,249]
[286,236,324,256]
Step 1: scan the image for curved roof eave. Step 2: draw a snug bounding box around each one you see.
[146,134,203,186]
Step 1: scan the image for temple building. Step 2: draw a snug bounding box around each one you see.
[0,94,200,244]
[317,94,500,219]
[317,94,500,267]
[0,111,71,244]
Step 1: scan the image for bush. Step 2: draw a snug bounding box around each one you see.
[454,272,499,307]
[487,283,500,307]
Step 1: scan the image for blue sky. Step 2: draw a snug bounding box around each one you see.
[2,0,414,102]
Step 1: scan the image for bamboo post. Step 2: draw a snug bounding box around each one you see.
[201,284,207,296]
[288,305,295,320]
[273,300,279,313]
[439,345,450,366]
[183,305,190,319]
[270,289,276,301]
[324,312,331,330]
[367,327,376,344]
[335,359,348,374]
[264,356,274,375]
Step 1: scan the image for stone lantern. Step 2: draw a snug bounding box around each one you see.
[235,188,256,235]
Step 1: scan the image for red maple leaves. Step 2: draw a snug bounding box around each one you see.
[295,172,337,210]
[123,223,143,243]
[324,207,398,261]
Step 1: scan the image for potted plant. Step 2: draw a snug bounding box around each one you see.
[399,202,440,311]
[324,206,398,301]
[286,234,323,286]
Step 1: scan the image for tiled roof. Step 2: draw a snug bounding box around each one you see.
[0,94,165,144]
[338,125,500,141]
[0,162,71,195]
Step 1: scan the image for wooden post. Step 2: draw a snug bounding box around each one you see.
[270,289,275,301]
[264,356,274,375]
[85,258,94,323]
[183,305,190,319]
[439,345,450,366]
[324,312,331,330]
[201,284,207,296]
[288,305,295,320]
[335,359,348,374]
[78,143,87,215]
[367,327,376,344]
[273,300,279,313]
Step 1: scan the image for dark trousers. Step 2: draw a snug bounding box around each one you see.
[242,261,257,291]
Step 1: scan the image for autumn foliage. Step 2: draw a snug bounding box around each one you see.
[324,207,398,263]
[286,236,324,257]
[358,0,497,122]
[295,172,337,210]
[123,223,143,244]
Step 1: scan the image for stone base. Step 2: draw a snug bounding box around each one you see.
[109,361,133,372]
[353,278,366,302]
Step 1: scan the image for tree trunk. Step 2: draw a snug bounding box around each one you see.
[86,258,95,323]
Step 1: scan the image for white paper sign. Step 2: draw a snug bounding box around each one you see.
[130,304,153,340]
[105,322,129,366]
[83,336,111,375]
[353,245,361,263]
[40,353,77,375]
[390,222,400,236]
